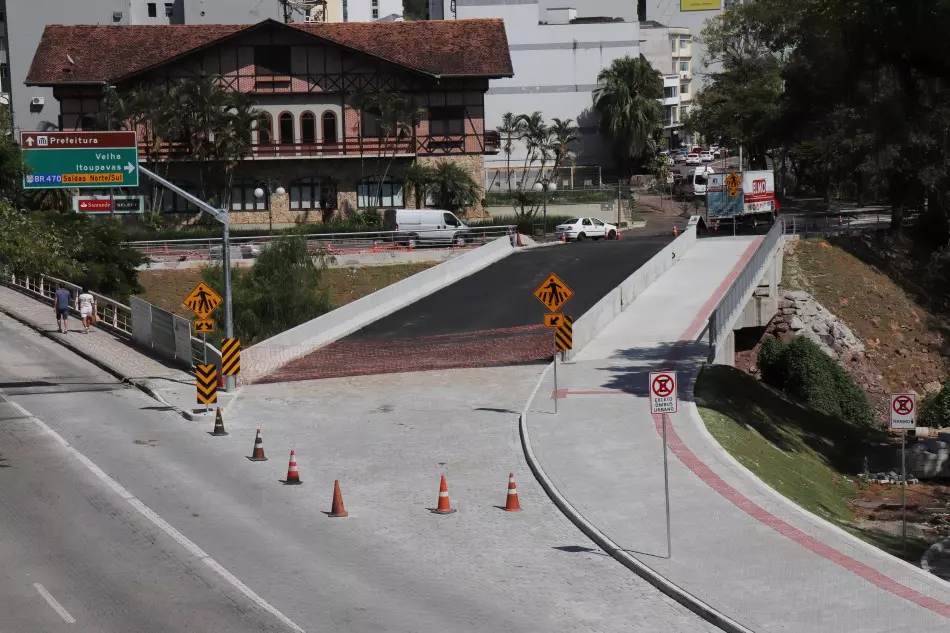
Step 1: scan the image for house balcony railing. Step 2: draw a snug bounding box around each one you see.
[138,134,497,161]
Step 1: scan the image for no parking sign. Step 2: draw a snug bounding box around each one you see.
[649,371,678,414]
[890,393,916,430]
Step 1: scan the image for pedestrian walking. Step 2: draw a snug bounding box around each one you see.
[53,283,71,334]
[78,287,96,334]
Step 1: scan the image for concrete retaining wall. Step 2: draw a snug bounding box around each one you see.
[242,236,516,383]
[563,227,698,360]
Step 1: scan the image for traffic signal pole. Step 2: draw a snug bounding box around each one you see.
[138,165,234,392]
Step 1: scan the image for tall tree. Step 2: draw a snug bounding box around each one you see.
[496,112,525,192]
[593,55,664,179]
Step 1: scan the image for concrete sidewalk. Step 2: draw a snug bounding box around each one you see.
[0,285,230,420]
[526,237,950,633]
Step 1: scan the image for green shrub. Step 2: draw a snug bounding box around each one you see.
[920,381,950,426]
[758,335,875,426]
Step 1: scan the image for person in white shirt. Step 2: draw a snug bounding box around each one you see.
[77,287,96,334]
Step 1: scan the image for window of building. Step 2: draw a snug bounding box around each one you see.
[164,3,173,17]
[372,0,379,18]
[663,86,678,99]
[231,180,265,211]
[289,177,323,210]
[362,108,382,138]
[161,182,200,213]
[680,83,689,95]
[257,113,272,145]
[679,61,690,73]
[0,36,6,51]
[279,112,294,145]
[301,112,316,144]
[322,111,338,143]
[79,115,99,131]
[254,46,292,76]
[0,64,7,79]
[679,38,690,50]
[357,177,403,208]
[0,10,5,21]
[671,39,676,52]
[429,105,465,136]
[146,3,156,17]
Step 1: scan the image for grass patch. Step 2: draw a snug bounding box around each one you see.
[695,365,928,562]
[137,262,437,318]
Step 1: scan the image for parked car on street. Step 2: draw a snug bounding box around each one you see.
[383,209,471,247]
[700,151,714,162]
[554,217,619,241]
[686,153,702,166]
[673,152,688,163]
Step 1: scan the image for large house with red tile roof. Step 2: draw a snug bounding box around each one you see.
[25,19,512,222]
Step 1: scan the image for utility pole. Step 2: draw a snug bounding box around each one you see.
[138,165,235,392]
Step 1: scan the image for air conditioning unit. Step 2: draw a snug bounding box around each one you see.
[30,97,45,106]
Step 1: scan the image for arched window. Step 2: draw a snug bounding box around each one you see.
[357,176,403,209]
[257,113,273,145]
[231,179,265,211]
[322,111,338,144]
[279,112,294,145]
[301,112,316,144]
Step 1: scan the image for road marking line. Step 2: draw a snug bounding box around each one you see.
[34,583,75,624]
[5,397,306,633]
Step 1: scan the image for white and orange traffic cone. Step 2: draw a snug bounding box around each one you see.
[283,449,302,485]
[504,473,522,512]
[432,475,457,514]
[673,225,679,237]
[328,480,348,517]
[561,233,567,243]
[838,214,843,226]
[247,429,267,461]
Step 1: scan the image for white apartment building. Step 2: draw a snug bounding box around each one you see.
[431,0,641,178]
[640,20,695,149]
[645,0,744,83]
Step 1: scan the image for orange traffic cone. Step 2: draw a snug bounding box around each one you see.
[432,475,457,514]
[504,473,522,512]
[247,429,267,461]
[561,233,567,243]
[838,214,843,226]
[673,225,679,237]
[328,480,348,517]
[282,449,302,485]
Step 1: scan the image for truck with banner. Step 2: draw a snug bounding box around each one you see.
[705,170,776,226]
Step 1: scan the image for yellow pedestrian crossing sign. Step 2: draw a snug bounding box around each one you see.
[183,282,222,320]
[533,273,573,313]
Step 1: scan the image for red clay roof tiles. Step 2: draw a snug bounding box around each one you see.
[26,18,513,86]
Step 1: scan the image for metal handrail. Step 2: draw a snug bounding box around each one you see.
[2,271,216,370]
[706,216,786,359]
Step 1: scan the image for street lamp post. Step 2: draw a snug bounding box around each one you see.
[254,181,286,233]
[533,176,557,237]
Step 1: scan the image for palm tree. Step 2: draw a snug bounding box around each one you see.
[497,112,525,192]
[26,187,75,212]
[516,111,550,182]
[593,55,664,180]
[404,162,436,208]
[429,162,479,214]
[549,117,579,170]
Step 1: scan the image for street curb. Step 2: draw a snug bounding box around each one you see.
[687,400,950,590]
[518,363,754,633]
[0,304,222,423]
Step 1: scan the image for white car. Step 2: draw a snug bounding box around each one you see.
[700,151,714,162]
[685,153,702,166]
[554,217,619,241]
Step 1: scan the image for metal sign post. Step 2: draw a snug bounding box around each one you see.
[650,371,678,559]
[889,392,917,556]
[553,332,558,414]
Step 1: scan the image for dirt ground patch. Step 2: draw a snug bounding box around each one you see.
[136,262,437,317]
[782,237,949,398]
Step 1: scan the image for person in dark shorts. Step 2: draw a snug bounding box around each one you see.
[54,283,71,333]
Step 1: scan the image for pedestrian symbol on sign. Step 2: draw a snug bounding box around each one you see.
[533,273,574,313]
[183,282,223,320]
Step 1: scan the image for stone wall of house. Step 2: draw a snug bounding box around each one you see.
[417,154,488,218]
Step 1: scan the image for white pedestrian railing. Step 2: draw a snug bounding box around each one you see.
[705,216,786,361]
[2,271,216,370]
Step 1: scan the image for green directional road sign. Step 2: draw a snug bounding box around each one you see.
[21,131,139,189]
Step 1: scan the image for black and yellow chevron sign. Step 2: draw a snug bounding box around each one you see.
[221,338,241,376]
[555,316,573,352]
[196,364,217,405]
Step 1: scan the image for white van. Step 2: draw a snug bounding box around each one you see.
[675,165,716,199]
[382,209,471,247]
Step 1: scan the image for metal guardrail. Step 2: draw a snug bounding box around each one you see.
[127,225,518,263]
[706,216,786,360]
[3,271,216,370]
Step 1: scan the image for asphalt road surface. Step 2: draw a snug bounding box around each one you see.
[0,313,717,633]
[271,234,674,381]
